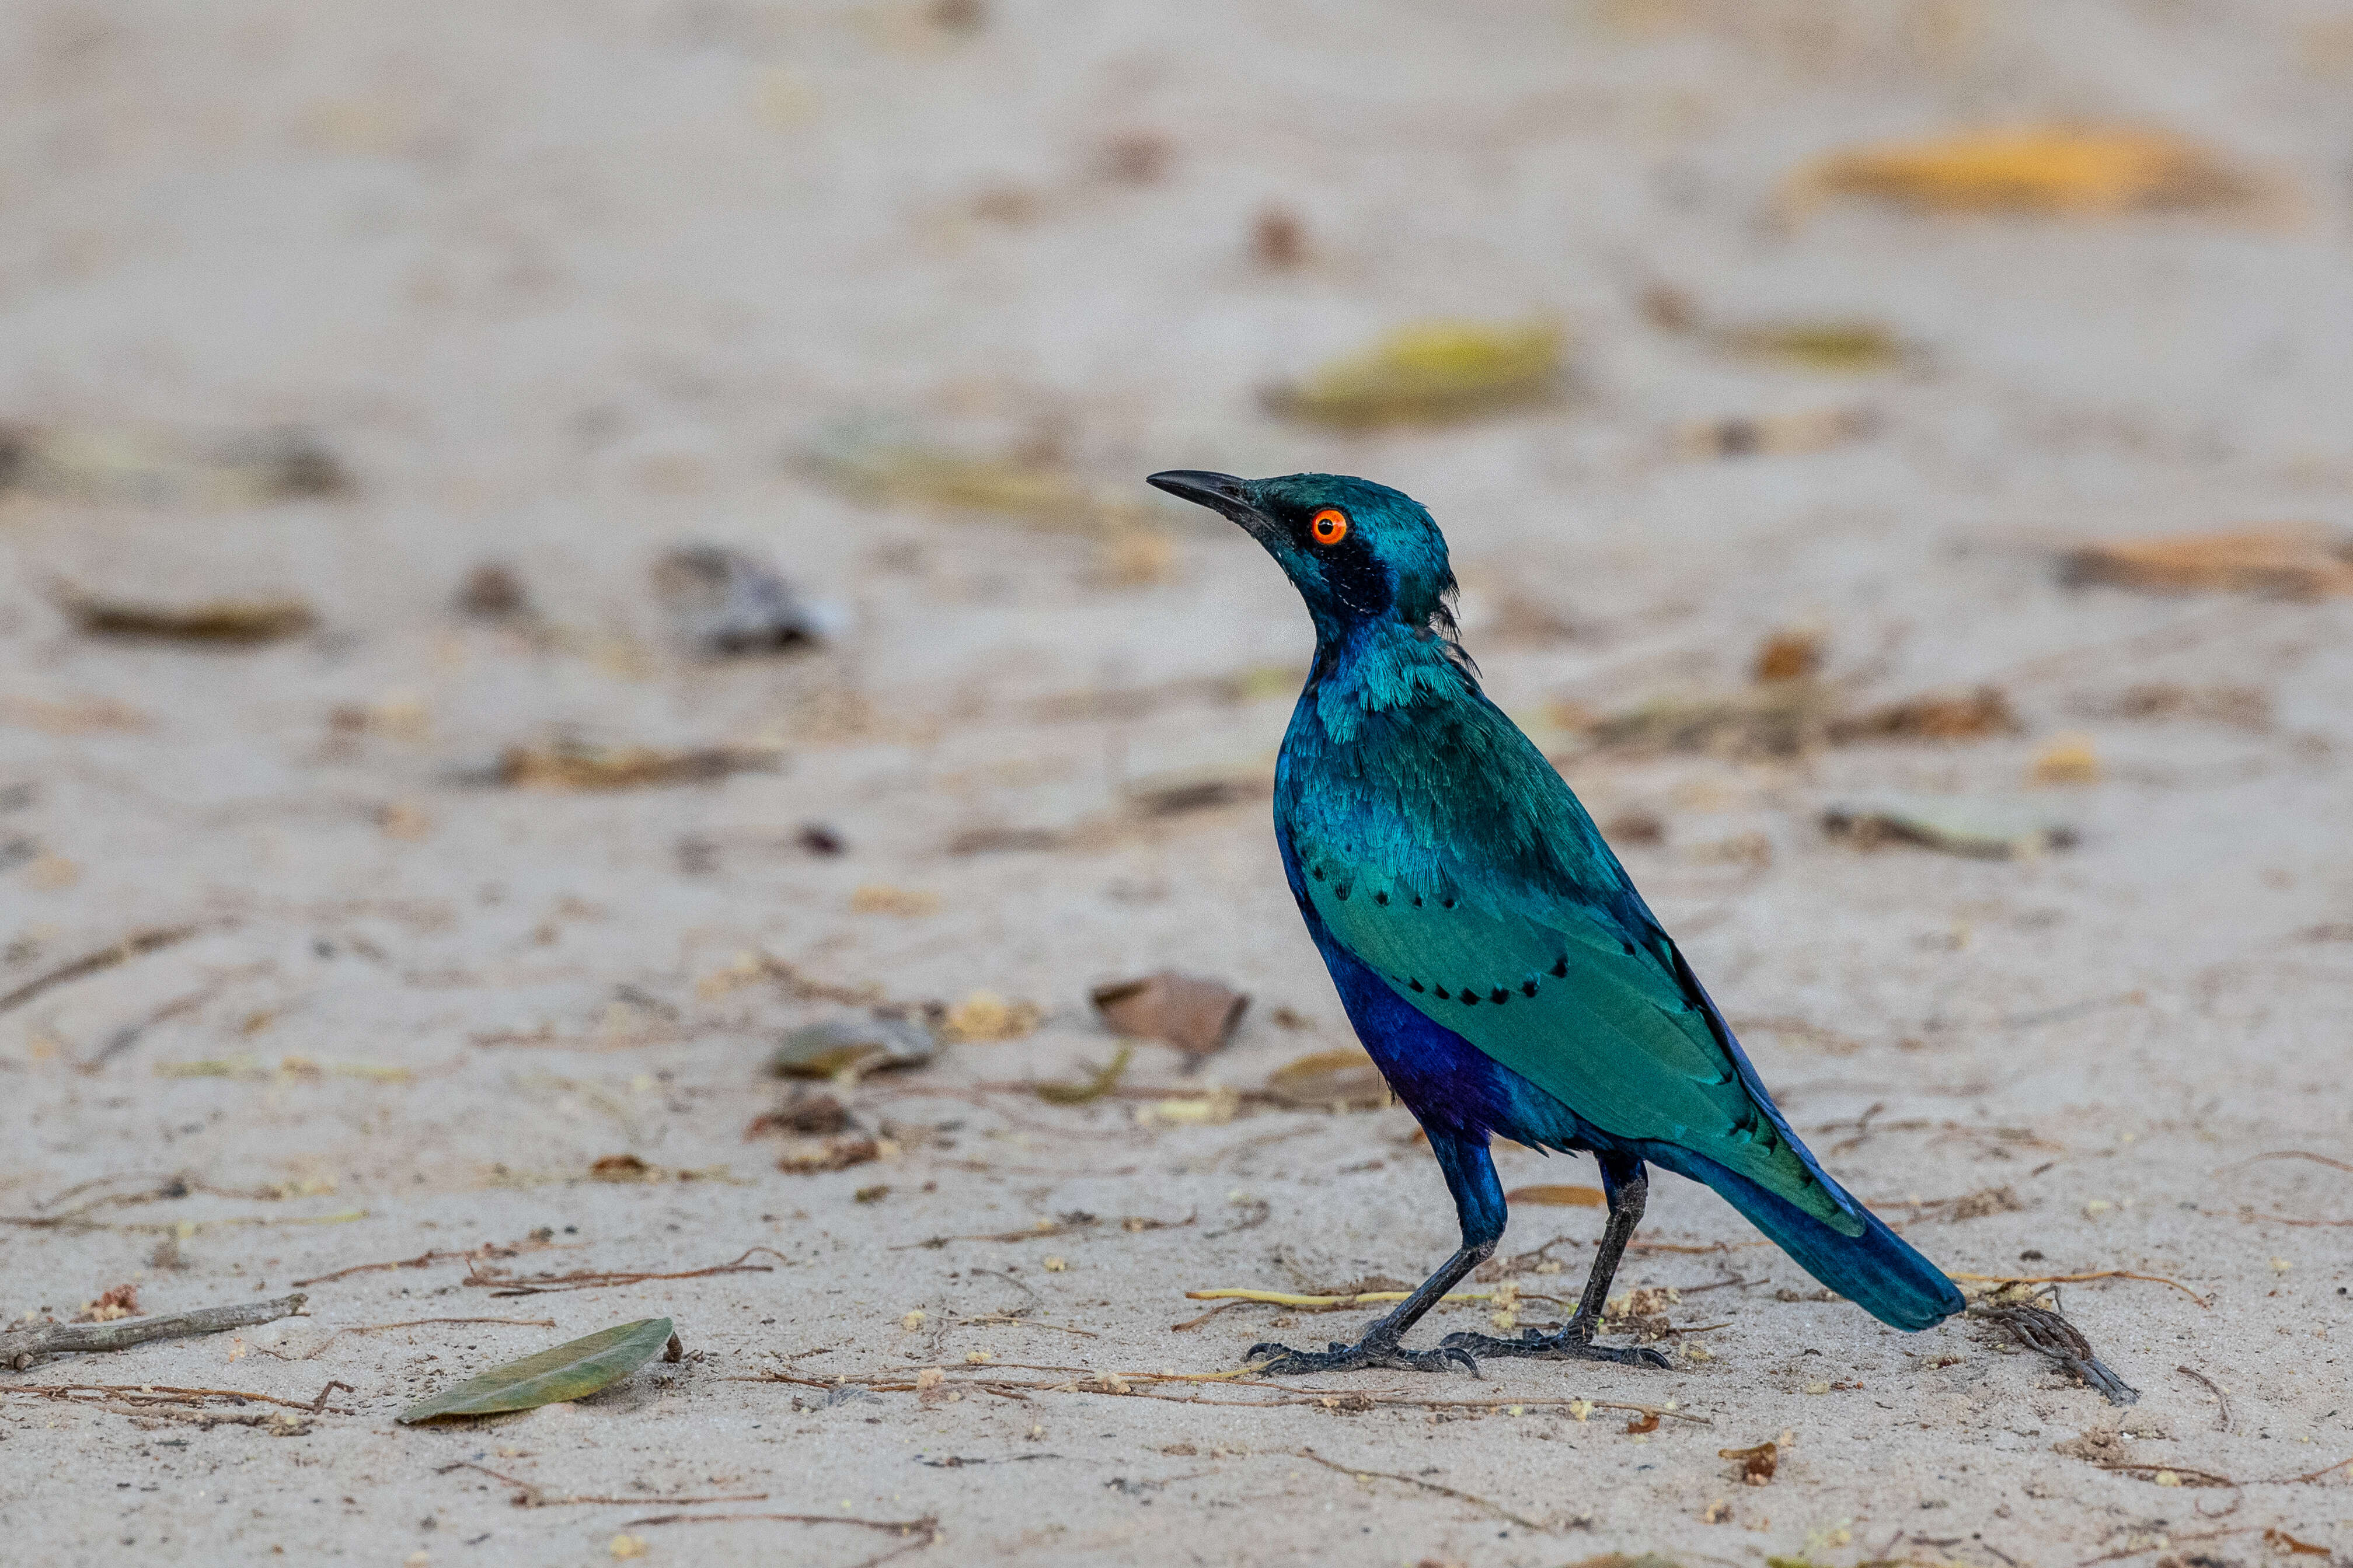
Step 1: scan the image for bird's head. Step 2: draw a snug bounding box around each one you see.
[1146,470,1458,644]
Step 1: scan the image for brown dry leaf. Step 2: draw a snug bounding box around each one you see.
[939,990,1040,1043]
[745,1089,853,1138]
[588,1154,656,1183]
[1504,1184,1605,1208]
[1624,1410,1661,1435]
[1718,1440,1779,1485]
[74,1284,140,1323]
[1790,126,2258,218]
[1752,626,1825,683]
[59,593,316,644]
[778,1135,880,1174]
[1602,808,1665,847]
[1252,207,1306,269]
[2096,683,2271,729]
[2062,527,2353,597]
[497,739,782,791]
[1091,971,1250,1061]
[1579,682,1832,758]
[1124,763,1273,818]
[1267,320,1567,429]
[1825,686,2017,742]
[1265,1048,1389,1110]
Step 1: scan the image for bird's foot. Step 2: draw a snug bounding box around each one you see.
[1439,1320,1671,1369]
[1245,1335,1479,1378]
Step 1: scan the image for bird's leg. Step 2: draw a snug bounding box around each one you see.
[1441,1151,1672,1368]
[1246,1130,1500,1377]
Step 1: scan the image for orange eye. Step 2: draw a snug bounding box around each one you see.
[1310,508,1349,546]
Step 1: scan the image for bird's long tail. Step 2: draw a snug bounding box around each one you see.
[1650,1149,1966,1331]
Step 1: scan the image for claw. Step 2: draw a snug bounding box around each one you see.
[1437,1325,1672,1368]
[1243,1335,1478,1378]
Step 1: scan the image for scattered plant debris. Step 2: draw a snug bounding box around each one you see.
[0,423,346,505]
[779,1136,883,1174]
[1266,320,1566,429]
[1675,406,1874,460]
[1787,126,2259,218]
[1036,1043,1132,1105]
[1123,762,1273,817]
[1719,1438,1779,1484]
[1091,971,1249,1063]
[1826,686,2018,742]
[747,1088,855,1138]
[1752,625,1825,683]
[652,544,828,655]
[2062,527,2353,598]
[397,1317,678,1423]
[1264,1049,1389,1110]
[435,1458,765,1508]
[1822,794,2076,858]
[2030,734,2102,784]
[74,1283,140,1322]
[0,924,201,1017]
[1877,1186,2025,1224]
[771,1014,936,1079]
[1,1291,305,1371]
[807,420,1159,538]
[454,562,532,621]
[1252,207,1306,268]
[1603,808,1666,846]
[465,1248,784,1296]
[1721,321,1907,372]
[491,738,783,791]
[56,590,316,644]
[2090,682,2271,729]
[1294,1447,1550,1532]
[939,991,1040,1043]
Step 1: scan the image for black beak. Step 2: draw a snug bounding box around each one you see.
[1146,470,1275,542]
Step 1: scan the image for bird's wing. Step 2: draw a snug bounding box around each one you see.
[1288,703,1857,1234]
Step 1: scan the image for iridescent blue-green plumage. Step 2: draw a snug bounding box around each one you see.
[1148,469,1962,1373]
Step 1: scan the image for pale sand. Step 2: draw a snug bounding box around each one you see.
[2,2,2351,1563]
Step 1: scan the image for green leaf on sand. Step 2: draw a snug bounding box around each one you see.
[396,1317,676,1423]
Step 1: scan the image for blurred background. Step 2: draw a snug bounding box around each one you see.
[6,3,2353,1557]
[7,0,2353,1153]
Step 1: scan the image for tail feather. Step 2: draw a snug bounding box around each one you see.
[1650,1147,1965,1330]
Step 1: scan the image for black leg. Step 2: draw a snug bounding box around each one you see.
[1246,1129,1500,1377]
[1441,1150,1671,1369]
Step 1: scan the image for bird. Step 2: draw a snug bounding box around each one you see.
[1145,469,1965,1375]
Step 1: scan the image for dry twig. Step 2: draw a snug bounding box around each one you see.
[1951,1269,2207,1305]
[438,1460,769,1508]
[2174,1365,2232,1431]
[1295,1447,1550,1531]
[621,1511,939,1568]
[466,1246,786,1297]
[1,1292,306,1370]
[0,926,202,1017]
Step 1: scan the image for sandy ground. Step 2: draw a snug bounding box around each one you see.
[5,1,2353,1563]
